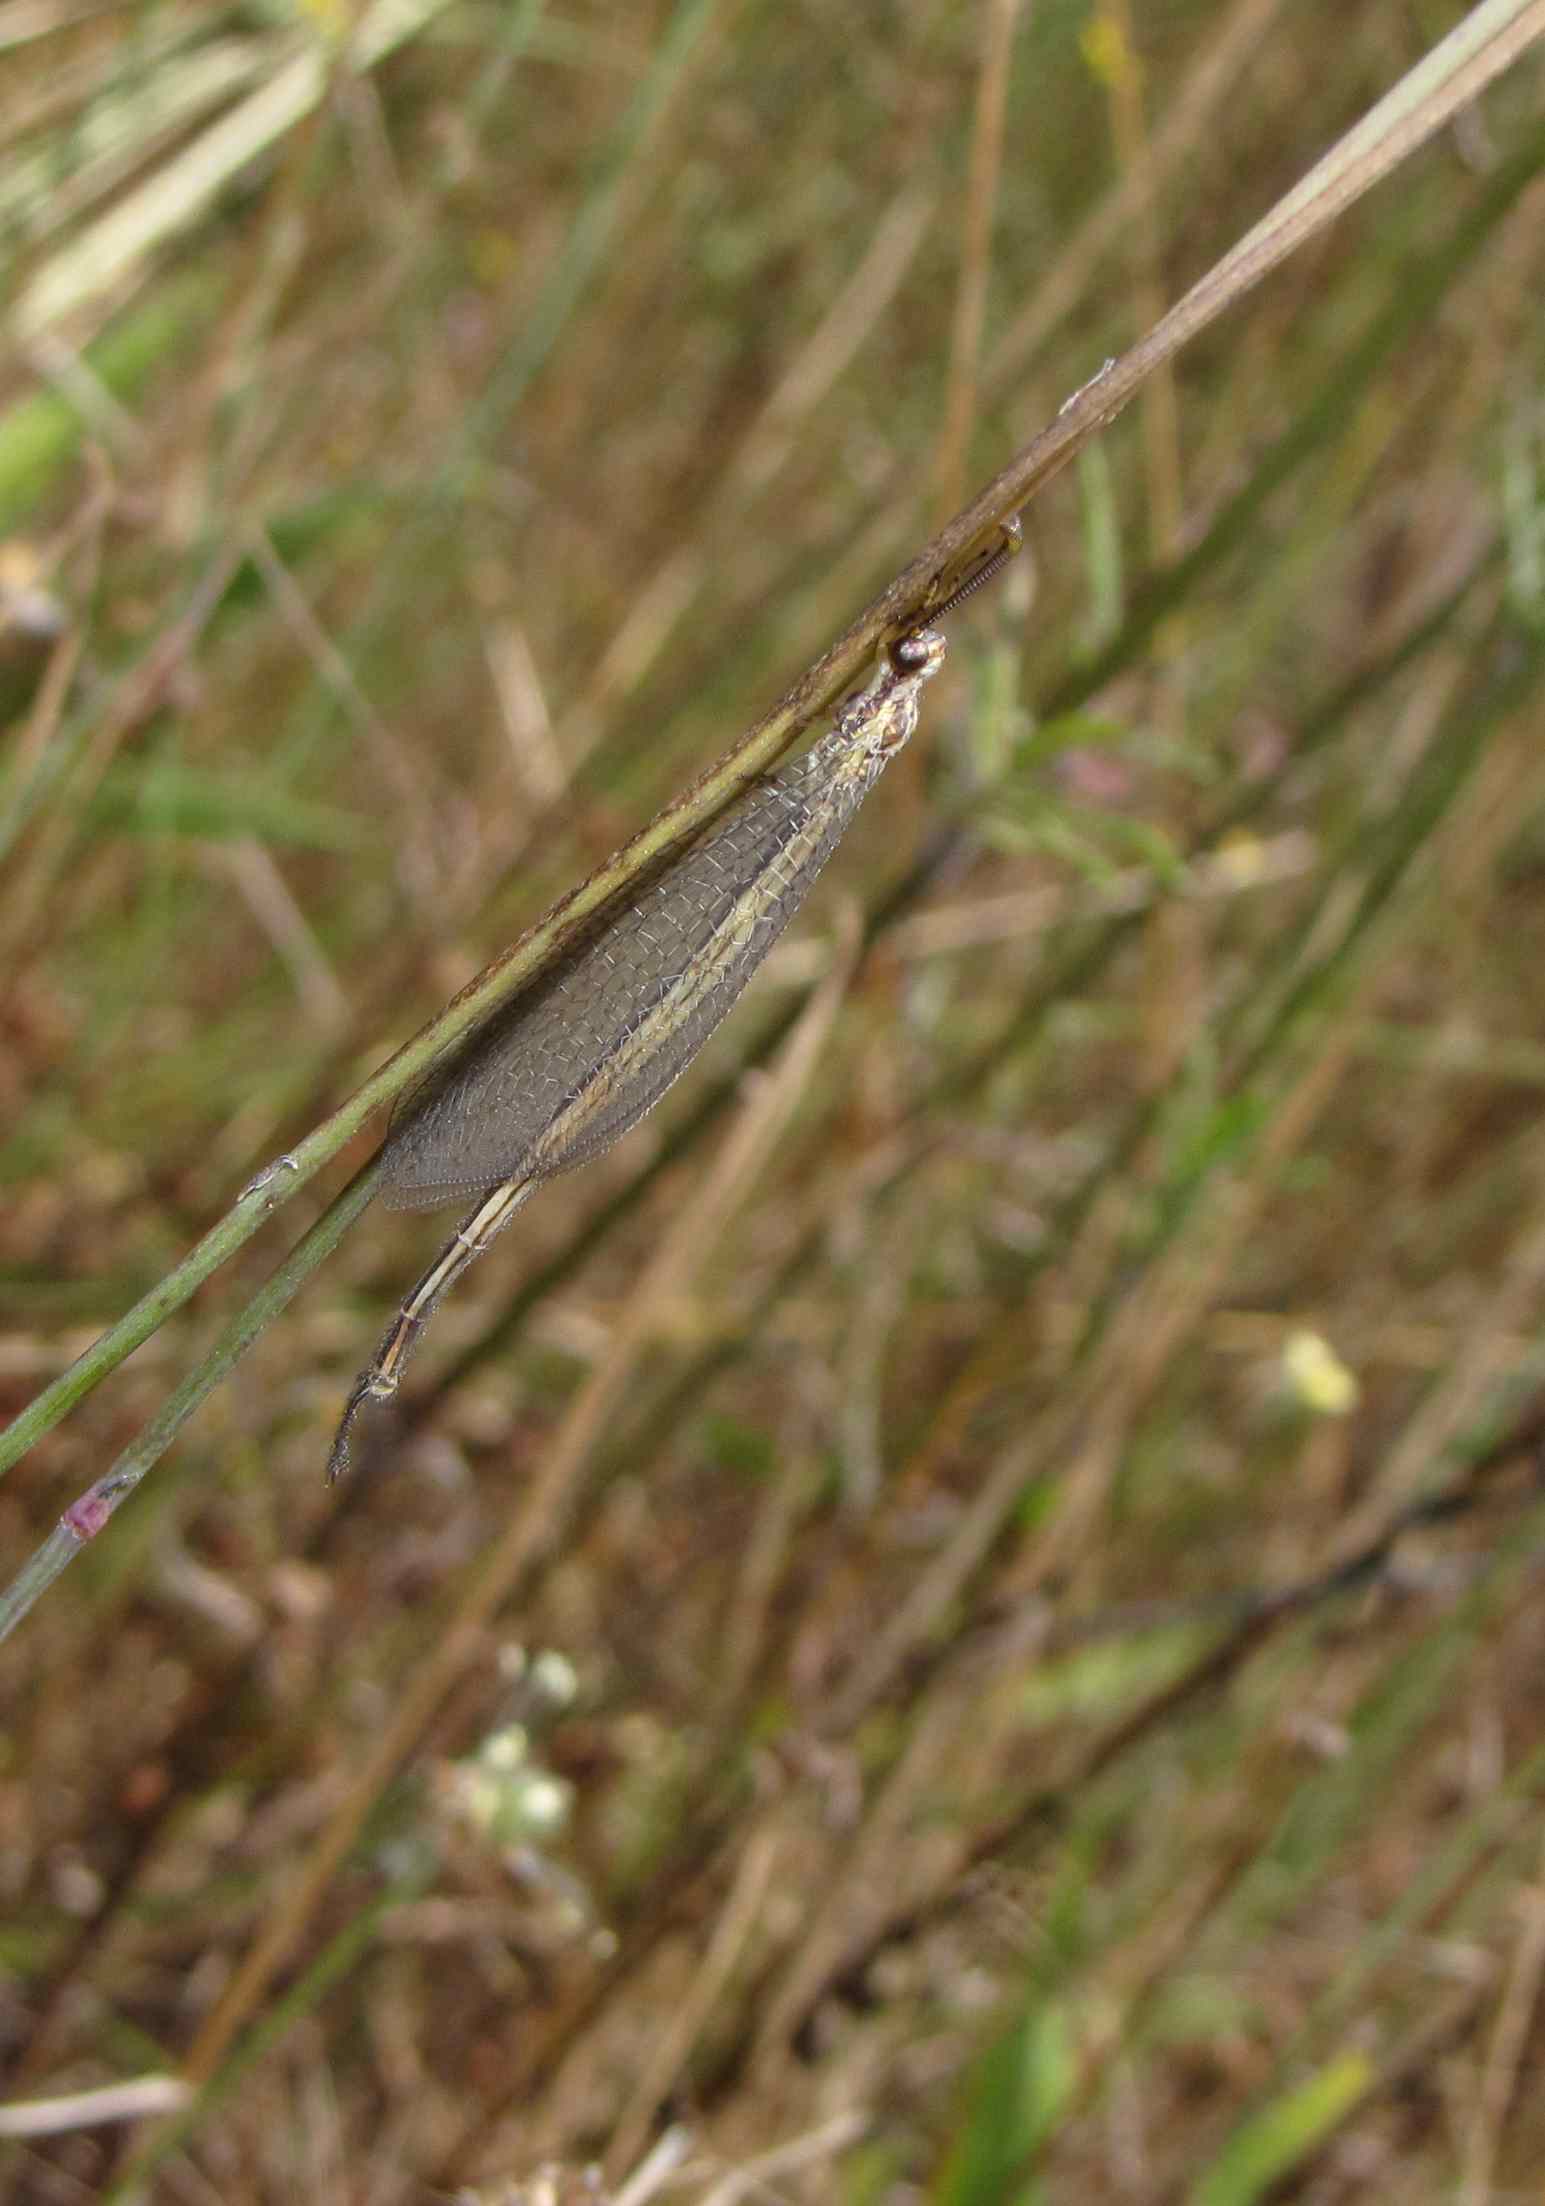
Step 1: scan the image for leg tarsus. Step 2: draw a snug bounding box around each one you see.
[326,1372,396,1484]
[241,1154,301,1204]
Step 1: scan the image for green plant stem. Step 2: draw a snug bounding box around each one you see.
[0,1164,380,1642]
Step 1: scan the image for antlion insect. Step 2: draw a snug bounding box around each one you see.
[327,526,1021,1479]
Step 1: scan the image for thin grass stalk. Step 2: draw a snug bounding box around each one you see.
[0,1166,381,1641]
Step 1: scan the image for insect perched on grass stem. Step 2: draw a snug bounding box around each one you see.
[326,624,949,1479]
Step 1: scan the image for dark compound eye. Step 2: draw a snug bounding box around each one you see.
[890,628,945,675]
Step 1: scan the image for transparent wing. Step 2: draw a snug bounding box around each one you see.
[380,732,877,1211]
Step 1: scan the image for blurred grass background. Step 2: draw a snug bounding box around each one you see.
[3,0,1545,2198]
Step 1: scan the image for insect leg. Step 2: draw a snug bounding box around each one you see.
[325,1175,534,1482]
